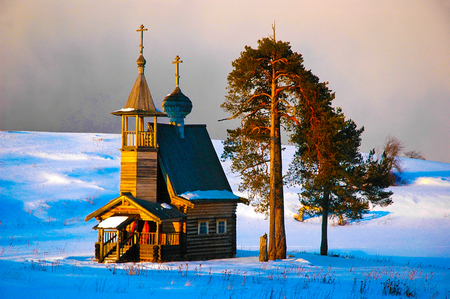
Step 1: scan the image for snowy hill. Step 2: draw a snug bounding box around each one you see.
[1,131,449,298]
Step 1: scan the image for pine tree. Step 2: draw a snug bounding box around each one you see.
[221,36,307,260]
[222,34,393,258]
[287,79,393,255]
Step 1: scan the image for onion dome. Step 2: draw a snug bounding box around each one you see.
[162,56,193,138]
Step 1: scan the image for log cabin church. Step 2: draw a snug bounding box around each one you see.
[85,25,241,263]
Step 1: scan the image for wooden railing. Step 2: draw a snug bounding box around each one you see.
[97,231,181,262]
[123,131,154,147]
[139,232,157,245]
[99,230,117,262]
[160,233,180,245]
[139,232,180,245]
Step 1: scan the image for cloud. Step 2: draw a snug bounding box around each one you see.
[1,0,449,162]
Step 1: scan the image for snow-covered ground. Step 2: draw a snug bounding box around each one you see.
[0,131,449,298]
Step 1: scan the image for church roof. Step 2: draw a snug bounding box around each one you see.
[157,124,240,203]
[111,62,167,117]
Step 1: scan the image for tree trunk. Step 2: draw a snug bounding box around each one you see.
[320,189,330,256]
[269,67,286,260]
[268,186,276,260]
[274,113,286,260]
[268,66,277,261]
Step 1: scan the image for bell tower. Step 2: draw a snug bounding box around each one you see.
[111,25,166,202]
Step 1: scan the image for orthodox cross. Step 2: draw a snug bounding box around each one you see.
[172,55,183,86]
[136,24,148,55]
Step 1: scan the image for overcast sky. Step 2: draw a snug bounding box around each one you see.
[1,0,449,163]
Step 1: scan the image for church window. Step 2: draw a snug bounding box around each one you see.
[216,219,227,234]
[198,220,209,234]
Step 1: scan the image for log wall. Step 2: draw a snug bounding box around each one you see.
[184,202,237,260]
[120,149,158,202]
[138,244,183,262]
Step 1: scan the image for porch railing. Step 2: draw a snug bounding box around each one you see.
[160,233,180,245]
[139,232,157,245]
[99,230,117,262]
[140,232,180,245]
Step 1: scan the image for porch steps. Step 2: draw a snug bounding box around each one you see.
[103,245,135,263]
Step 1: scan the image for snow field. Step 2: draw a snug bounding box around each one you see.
[0,131,449,298]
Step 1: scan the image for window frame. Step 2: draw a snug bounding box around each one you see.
[198,220,209,235]
[216,219,227,234]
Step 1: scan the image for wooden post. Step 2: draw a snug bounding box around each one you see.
[121,116,126,147]
[116,230,120,261]
[259,233,268,262]
[153,116,157,148]
[135,116,139,147]
[156,223,160,245]
[99,228,104,261]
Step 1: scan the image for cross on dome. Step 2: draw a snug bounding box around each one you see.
[136,24,148,55]
[172,55,183,86]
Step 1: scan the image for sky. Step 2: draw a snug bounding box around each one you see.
[1,0,450,163]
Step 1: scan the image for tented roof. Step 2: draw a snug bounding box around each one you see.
[111,73,167,117]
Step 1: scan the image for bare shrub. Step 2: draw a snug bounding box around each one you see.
[380,135,404,185]
[404,150,426,160]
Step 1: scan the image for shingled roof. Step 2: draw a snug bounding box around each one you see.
[157,124,239,202]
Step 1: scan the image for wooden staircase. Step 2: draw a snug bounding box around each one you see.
[103,244,136,263]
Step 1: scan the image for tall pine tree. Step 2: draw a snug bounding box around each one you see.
[221,36,307,260]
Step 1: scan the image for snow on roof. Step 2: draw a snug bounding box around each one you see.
[160,202,172,209]
[114,108,135,112]
[96,216,130,229]
[180,190,239,200]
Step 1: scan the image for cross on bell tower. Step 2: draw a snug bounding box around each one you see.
[136,24,148,56]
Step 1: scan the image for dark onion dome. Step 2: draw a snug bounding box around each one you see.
[162,86,193,126]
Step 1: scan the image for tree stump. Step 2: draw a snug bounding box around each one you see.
[259,233,268,262]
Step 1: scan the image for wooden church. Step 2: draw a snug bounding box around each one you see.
[85,25,241,263]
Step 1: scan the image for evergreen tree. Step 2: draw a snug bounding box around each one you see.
[222,34,393,258]
[221,36,307,260]
[287,79,393,255]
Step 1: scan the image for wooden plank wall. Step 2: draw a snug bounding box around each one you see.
[138,244,183,262]
[185,202,237,260]
[120,150,158,202]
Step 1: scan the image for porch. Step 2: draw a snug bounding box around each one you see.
[94,216,183,263]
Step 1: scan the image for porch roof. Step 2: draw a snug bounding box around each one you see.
[93,215,137,230]
[85,193,186,223]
